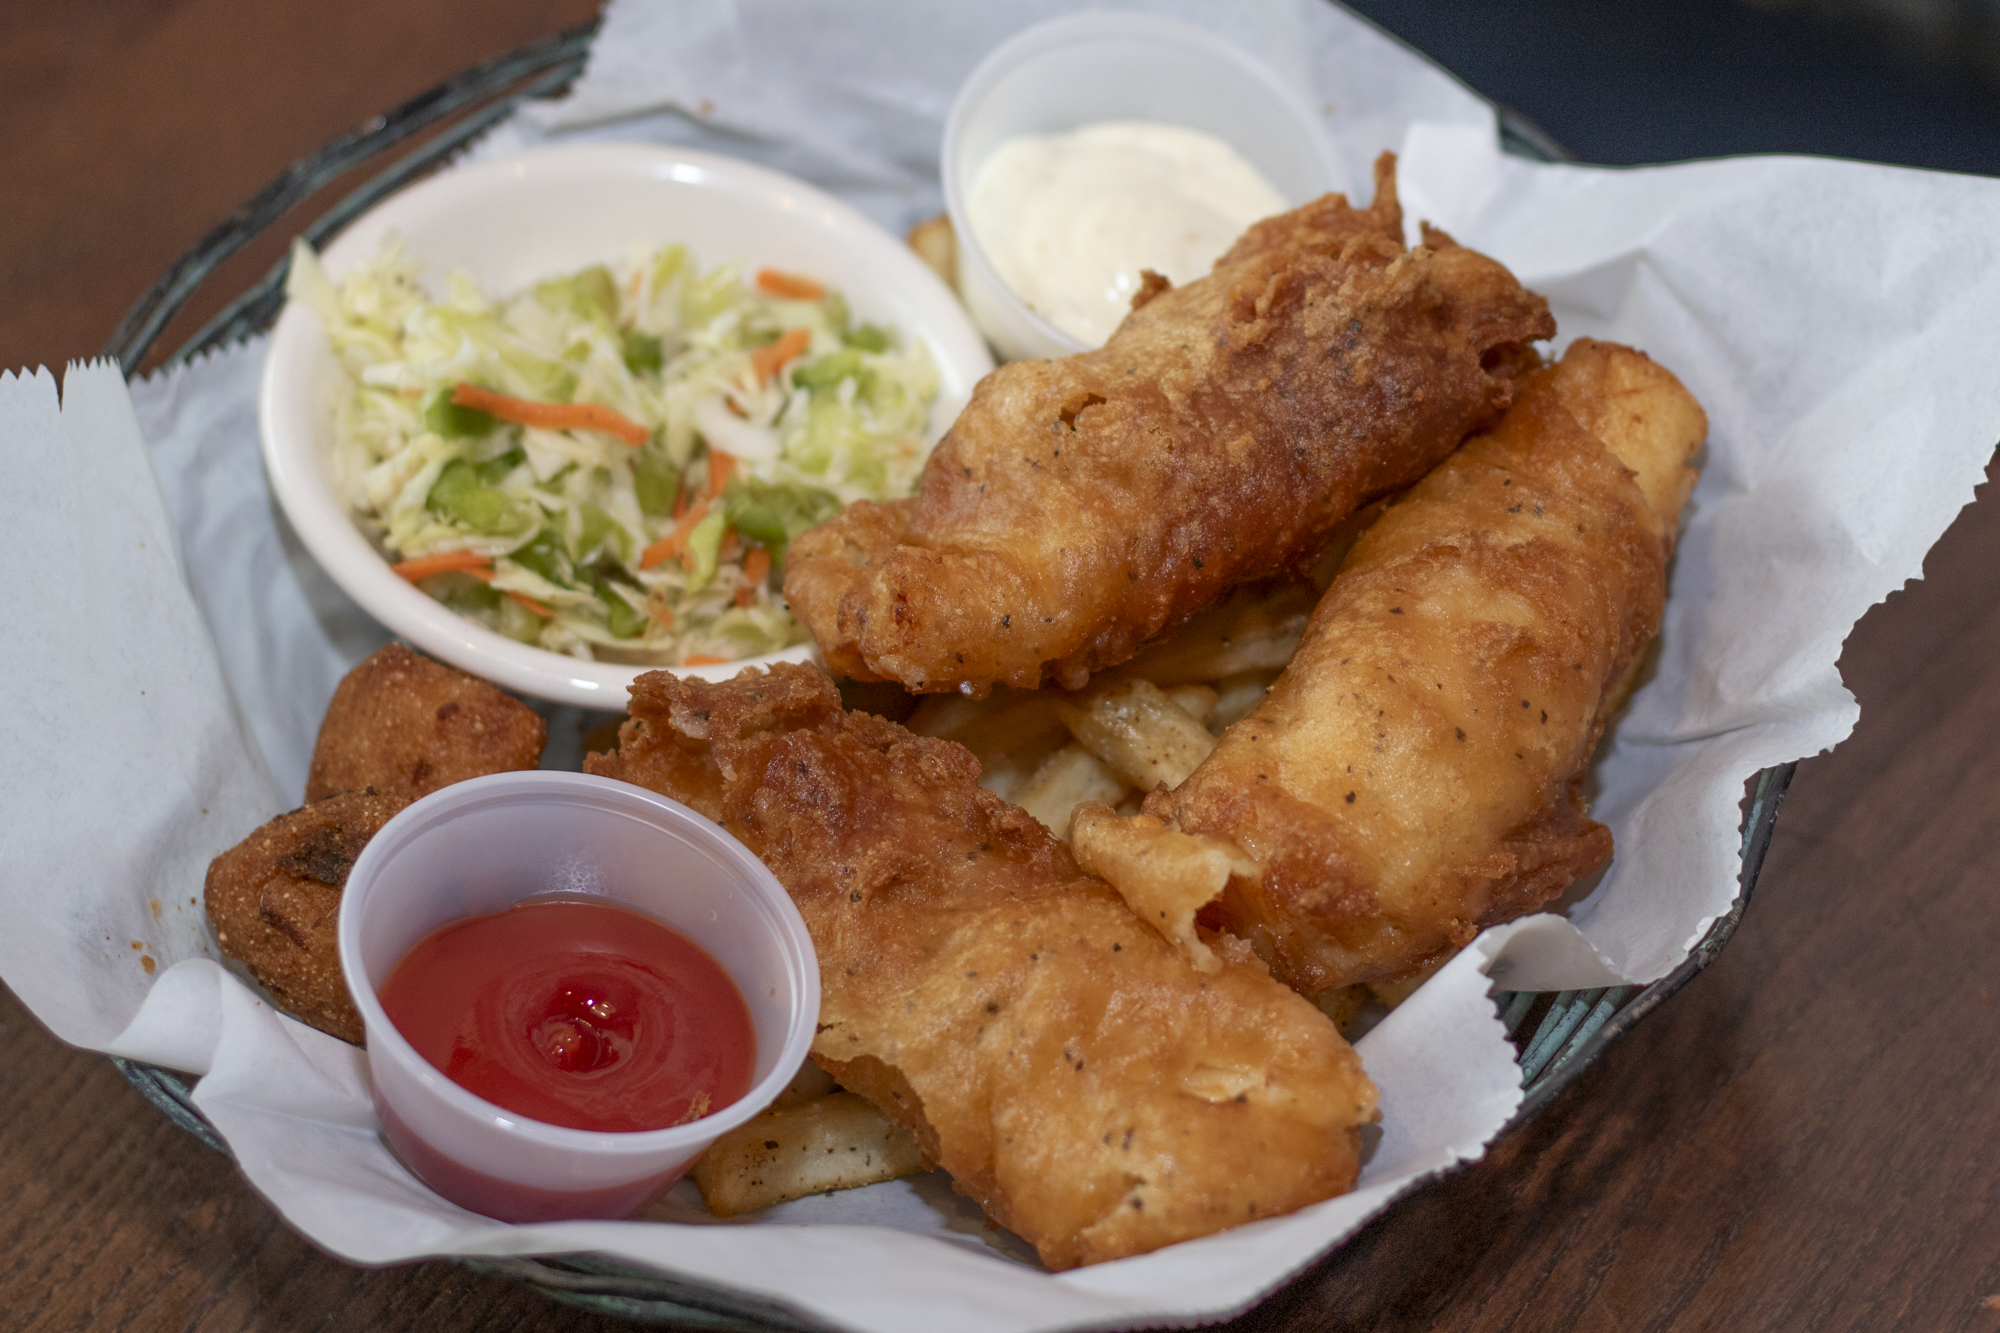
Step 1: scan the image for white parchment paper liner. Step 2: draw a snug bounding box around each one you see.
[2,2,1996,1329]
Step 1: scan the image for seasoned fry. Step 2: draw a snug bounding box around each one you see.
[1210,669,1278,731]
[692,1091,926,1217]
[906,214,958,293]
[1056,679,1216,792]
[1163,683,1218,726]
[1105,581,1316,689]
[1013,745,1126,834]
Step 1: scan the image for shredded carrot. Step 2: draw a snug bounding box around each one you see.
[706,451,735,500]
[671,482,689,522]
[735,546,771,607]
[505,589,555,618]
[685,654,729,666]
[749,328,812,384]
[391,550,493,582]
[755,268,826,301]
[450,383,650,447]
[719,529,743,564]
[639,499,711,570]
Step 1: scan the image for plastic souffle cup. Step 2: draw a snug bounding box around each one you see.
[337,770,818,1223]
[943,11,1347,362]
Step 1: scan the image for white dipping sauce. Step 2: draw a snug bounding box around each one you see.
[966,120,1288,347]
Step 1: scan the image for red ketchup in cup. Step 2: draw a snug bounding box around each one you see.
[338,771,818,1225]
[378,898,755,1134]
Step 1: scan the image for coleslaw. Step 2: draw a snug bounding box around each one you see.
[286,235,940,665]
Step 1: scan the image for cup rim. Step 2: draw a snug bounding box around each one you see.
[337,769,819,1155]
[942,10,1342,358]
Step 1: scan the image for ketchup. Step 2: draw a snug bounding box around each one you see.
[378,898,754,1133]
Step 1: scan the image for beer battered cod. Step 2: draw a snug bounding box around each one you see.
[785,155,1554,695]
[303,643,546,803]
[203,789,405,1043]
[1073,341,1706,995]
[585,664,1377,1269]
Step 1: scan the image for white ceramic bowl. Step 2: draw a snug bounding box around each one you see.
[943,12,1348,363]
[261,143,994,710]
[338,770,819,1223]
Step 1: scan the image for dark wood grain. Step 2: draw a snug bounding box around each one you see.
[6,4,2000,1330]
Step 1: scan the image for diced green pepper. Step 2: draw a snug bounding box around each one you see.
[845,322,892,354]
[622,331,664,375]
[681,507,728,593]
[472,447,524,486]
[597,582,650,639]
[723,476,843,567]
[724,498,788,550]
[572,503,624,565]
[791,348,865,392]
[507,530,573,588]
[424,388,496,438]
[427,459,519,535]
[632,449,681,517]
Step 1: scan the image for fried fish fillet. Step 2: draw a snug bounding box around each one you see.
[204,788,406,1043]
[1072,340,1705,995]
[585,664,1376,1269]
[303,643,546,803]
[785,154,1554,695]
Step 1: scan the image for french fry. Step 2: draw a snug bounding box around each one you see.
[906,215,958,293]
[1163,683,1218,726]
[1057,679,1217,792]
[1210,668,1279,732]
[772,1056,837,1110]
[692,1091,926,1217]
[1311,984,1372,1034]
[1110,581,1316,687]
[1013,744,1127,834]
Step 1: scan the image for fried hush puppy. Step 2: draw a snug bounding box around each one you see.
[208,645,548,1041]
[304,642,546,802]
[586,664,1377,1269]
[204,788,405,1043]
[1072,340,1706,995]
[785,154,1554,695]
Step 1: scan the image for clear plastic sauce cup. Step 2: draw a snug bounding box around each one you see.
[943,11,1347,362]
[337,770,818,1222]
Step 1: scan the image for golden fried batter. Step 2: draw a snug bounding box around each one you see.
[1073,341,1705,995]
[586,665,1376,1269]
[785,155,1554,694]
[204,789,406,1043]
[303,643,546,802]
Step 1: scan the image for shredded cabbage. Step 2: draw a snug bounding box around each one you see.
[288,236,940,665]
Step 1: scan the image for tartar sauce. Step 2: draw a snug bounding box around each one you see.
[966,120,1287,347]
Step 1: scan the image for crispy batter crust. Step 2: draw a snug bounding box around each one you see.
[586,665,1376,1269]
[203,789,406,1043]
[785,155,1554,694]
[1075,341,1706,994]
[304,643,546,803]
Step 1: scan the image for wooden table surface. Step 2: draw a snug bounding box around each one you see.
[5,4,1998,1330]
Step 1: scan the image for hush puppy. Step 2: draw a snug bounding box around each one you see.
[304,643,546,802]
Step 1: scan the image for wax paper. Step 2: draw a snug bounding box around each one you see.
[2,1,1996,1329]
